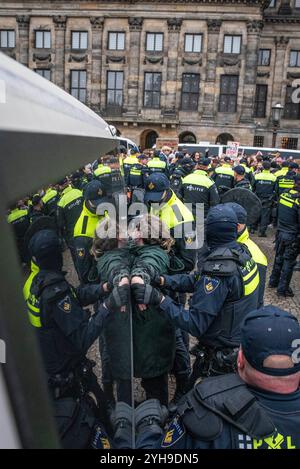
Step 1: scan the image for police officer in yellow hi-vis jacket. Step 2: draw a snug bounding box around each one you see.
[73,180,107,284]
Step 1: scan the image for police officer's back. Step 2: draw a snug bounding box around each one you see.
[7,201,30,263]
[233,165,252,190]
[147,151,168,177]
[57,177,83,245]
[252,161,277,237]
[212,157,235,194]
[179,158,219,218]
[269,174,300,297]
[42,185,59,217]
[93,157,113,194]
[157,306,300,449]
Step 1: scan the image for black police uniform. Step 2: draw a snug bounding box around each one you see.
[160,242,260,380]
[159,373,300,449]
[235,178,252,190]
[269,188,300,295]
[252,170,277,236]
[179,169,220,218]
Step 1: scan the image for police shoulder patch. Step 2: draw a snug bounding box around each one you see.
[204,276,220,295]
[161,416,186,448]
[76,247,85,258]
[57,295,72,313]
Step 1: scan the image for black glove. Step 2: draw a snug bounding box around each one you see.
[132,283,163,306]
[105,285,130,312]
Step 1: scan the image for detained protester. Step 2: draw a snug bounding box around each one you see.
[91,215,176,407]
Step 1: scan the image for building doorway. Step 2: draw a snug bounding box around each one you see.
[179,131,197,144]
[215,133,234,145]
[140,129,159,149]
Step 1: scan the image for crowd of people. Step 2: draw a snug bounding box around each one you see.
[6,144,300,449]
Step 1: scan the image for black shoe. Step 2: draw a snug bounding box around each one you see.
[276,291,286,298]
[268,283,278,289]
[258,233,267,238]
[285,288,295,298]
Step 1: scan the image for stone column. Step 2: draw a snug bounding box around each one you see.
[53,15,67,89]
[202,19,222,120]
[272,36,289,105]
[90,17,104,113]
[165,18,182,113]
[240,20,263,123]
[126,17,143,117]
[16,15,30,67]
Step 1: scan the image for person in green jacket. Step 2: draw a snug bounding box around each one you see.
[91,214,176,407]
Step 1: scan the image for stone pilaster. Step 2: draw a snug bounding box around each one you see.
[240,20,263,123]
[202,19,222,120]
[126,17,143,116]
[272,36,289,107]
[90,17,104,112]
[53,15,67,89]
[165,18,182,113]
[16,15,30,67]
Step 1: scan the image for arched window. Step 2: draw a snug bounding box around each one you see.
[215,133,234,145]
[179,131,197,144]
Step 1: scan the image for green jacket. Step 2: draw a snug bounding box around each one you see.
[97,243,176,379]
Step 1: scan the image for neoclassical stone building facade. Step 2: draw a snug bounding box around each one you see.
[1,0,300,149]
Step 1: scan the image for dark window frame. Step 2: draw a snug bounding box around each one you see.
[0,29,15,48]
[70,69,87,103]
[145,32,164,52]
[143,72,162,109]
[289,50,300,68]
[35,30,51,49]
[281,137,298,150]
[106,70,124,107]
[184,33,203,53]
[71,31,88,50]
[181,73,200,111]
[223,35,242,54]
[253,135,264,147]
[218,75,239,113]
[284,85,300,119]
[254,84,268,118]
[258,49,271,66]
[35,69,51,81]
[107,31,126,51]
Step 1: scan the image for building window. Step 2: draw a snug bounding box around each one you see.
[70,70,87,103]
[258,49,271,66]
[144,72,162,109]
[181,74,200,111]
[146,33,163,52]
[107,71,124,107]
[219,75,239,113]
[0,30,15,48]
[253,135,264,147]
[71,31,88,50]
[108,32,125,51]
[35,69,51,81]
[254,84,268,118]
[284,86,300,119]
[35,30,51,49]
[184,34,202,53]
[223,35,241,54]
[281,137,298,150]
[290,50,300,67]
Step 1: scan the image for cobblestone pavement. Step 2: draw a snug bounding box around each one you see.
[64,227,300,402]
